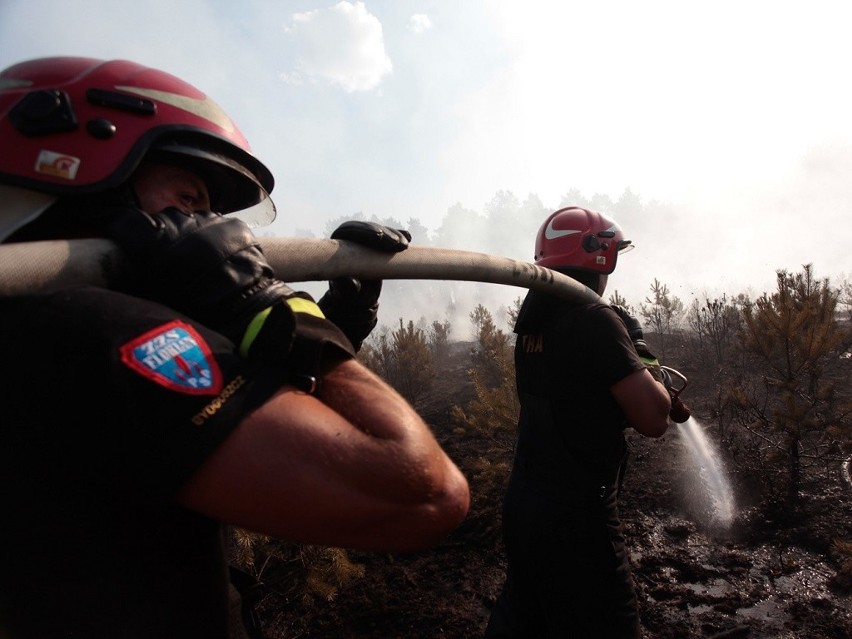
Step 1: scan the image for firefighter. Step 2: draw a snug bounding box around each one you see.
[0,56,469,639]
[485,207,672,638]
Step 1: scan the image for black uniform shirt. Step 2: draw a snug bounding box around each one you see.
[0,287,285,639]
[512,292,646,491]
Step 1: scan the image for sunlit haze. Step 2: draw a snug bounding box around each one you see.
[3,1,851,336]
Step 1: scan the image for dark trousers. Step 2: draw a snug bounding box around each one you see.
[485,473,640,639]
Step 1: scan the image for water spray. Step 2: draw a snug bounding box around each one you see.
[678,415,737,527]
[659,367,736,527]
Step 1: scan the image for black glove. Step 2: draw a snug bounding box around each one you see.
[610,304,665,384]
[318,278,381,352]
[108,206,354,381]
[330,220,411,252]
[319,221,412,350]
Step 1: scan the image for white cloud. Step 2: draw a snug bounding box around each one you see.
[281,1,392,92]
[408,14,432,34]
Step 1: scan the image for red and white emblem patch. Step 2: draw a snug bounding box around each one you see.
[120,321,223,395]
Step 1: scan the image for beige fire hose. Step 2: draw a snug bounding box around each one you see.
[0,237,601,304]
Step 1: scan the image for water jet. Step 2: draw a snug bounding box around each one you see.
[676,417,736,528]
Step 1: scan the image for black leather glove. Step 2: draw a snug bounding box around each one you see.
[319,221,412,350]
[610,304,665,384]
[108,206,354,381]
[330,220,411,253]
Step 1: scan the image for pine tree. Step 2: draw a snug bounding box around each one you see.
[686,294,744,368]
[359,319,435,407]
[428,319,452,366]
[451,304,518,448]
[731,265,850,501]
[640,278,684,359]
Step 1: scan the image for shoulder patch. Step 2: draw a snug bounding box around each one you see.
[120,321,223,396]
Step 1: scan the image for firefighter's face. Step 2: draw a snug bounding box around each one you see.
[132,161,211,215]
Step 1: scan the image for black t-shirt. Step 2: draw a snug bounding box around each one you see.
[512,292,646,491]
[0,287,285,639]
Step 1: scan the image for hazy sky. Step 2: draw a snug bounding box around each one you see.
[3,1,852,330]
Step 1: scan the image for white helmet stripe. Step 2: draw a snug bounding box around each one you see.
[115,86,235,133]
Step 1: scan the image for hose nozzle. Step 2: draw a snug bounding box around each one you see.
[661,366,691,423]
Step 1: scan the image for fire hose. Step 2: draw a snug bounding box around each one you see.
[0,237,602,303]
[0,236,689,421]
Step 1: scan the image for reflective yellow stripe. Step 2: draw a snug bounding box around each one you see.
[286,297,325,319]
[240,307,272,358]
[239,298,326,358]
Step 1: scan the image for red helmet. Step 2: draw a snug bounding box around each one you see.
[534,207,633,274]
[0,56,275,223]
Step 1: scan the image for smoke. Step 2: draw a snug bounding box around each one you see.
[277,139,852,343]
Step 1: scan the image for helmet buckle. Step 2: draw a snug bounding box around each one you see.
[582,234,601,253]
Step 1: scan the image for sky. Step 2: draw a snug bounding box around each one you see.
[3,0,852,333]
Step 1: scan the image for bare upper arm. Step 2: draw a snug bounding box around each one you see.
[610,368,672,437]
[175,359,470,552]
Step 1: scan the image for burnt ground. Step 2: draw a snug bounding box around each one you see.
[248,361,852,639]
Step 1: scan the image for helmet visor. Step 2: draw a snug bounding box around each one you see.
[230,194,276,228]
[147,139,276,225]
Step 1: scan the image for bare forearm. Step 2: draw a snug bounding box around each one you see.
[316,358,470,510]
[316,358,424,440]
[178,358,471,550]
[611,368,672,437]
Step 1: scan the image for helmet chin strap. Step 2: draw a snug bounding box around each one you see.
[0,185,57,242]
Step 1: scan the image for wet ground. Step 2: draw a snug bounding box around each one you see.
[622,424,852,639]
[251,351,852,639]
[627,510,850,639]
[255,424,851,639]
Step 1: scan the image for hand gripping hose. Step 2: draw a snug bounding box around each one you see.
[0,237,601,304]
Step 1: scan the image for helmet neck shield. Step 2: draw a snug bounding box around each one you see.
[0,184,57,241]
